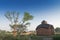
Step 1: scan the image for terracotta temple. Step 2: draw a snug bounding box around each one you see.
[36,20,54,36]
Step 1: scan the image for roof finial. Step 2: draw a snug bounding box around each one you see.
[41,20,47,24]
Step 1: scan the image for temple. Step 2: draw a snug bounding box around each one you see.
[36,20,54,36]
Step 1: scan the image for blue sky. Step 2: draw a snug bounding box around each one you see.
[0,0,60,31]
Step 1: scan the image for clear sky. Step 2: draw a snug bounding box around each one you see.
[0,0,60,31]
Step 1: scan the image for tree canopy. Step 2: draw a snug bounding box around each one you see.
[5,11,34,36]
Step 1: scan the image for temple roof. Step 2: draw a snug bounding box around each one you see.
[36,24,54,30]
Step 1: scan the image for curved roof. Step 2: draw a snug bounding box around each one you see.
[36,24,54,30]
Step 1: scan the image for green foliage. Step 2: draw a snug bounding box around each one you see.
[25,22,30,25]
[5,11,19,24]
[53,34,60,40]
[2,35,30,40]
[0,32,60,40]
[31,36,44,40]
[23,12,33,22]
[5,11,34,35]
[55,27,60,32]
[31,34,60,40]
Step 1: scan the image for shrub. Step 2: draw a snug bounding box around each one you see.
[53,34,60,40]
[2,35,30,40]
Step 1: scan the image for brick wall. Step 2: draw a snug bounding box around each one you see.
[36,28,54,36]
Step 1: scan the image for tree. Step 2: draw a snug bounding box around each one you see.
[5,11,20,36]
[20,12,33,32]
[5,11,33,36]
[55,27,60,32]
